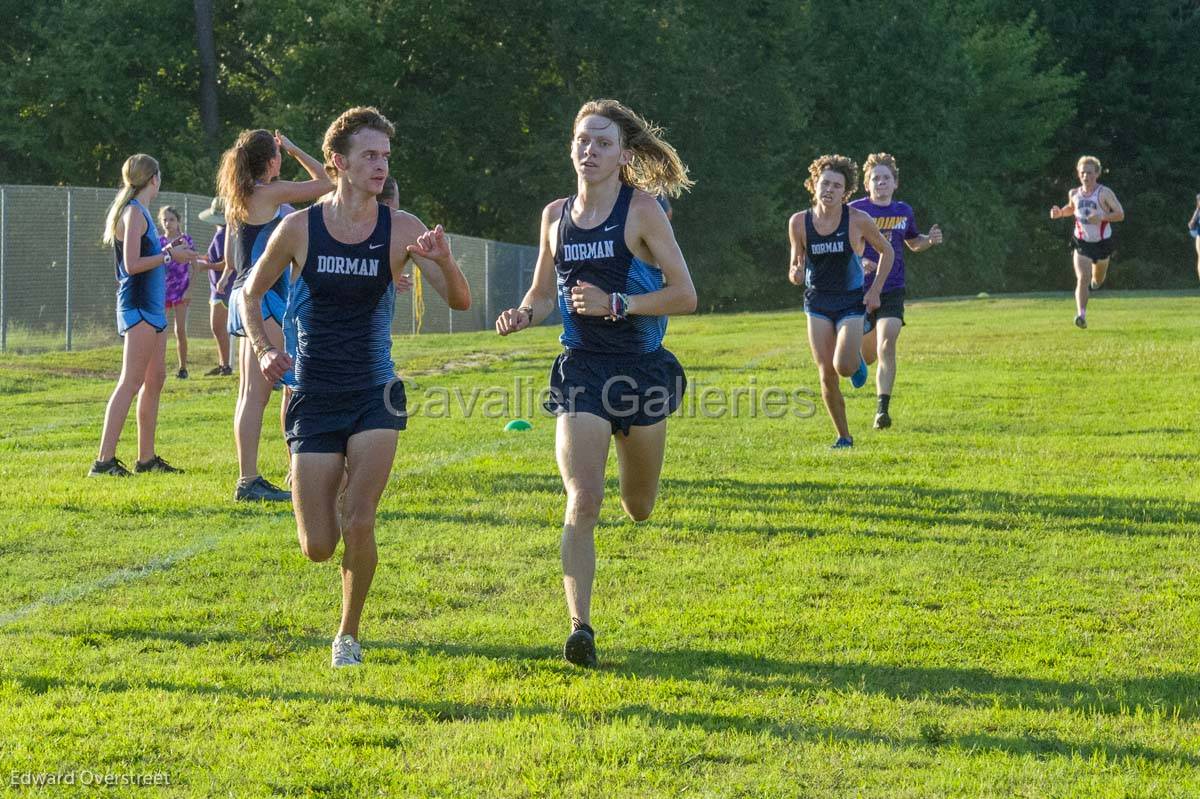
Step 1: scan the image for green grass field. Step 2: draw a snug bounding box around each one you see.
[1,292,1198,797]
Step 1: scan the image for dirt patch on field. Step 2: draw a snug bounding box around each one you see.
[404,349,535,377]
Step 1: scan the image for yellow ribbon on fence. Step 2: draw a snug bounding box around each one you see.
[412,269,425,334]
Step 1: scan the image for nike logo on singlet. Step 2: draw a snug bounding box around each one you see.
[315,255,381,276]
[810,240,847,255]
[603,224,619,232]
[369,243,384,250]
[561,240,616,262]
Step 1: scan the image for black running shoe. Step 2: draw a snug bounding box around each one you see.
[235,475,291,502]
[88,457,131,477]
[134,455,183,474]
[177,368,189,379]
[563,619,598,668]
[219,365,233,376]
[874,411,892,429]
[204,365,225,377]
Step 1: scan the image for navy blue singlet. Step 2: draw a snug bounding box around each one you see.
[284,203,395,392]
[555,184,666,355]
[804,204,864,294]
[230,210,289,301]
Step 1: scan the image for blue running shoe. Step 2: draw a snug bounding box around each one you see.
[831,436,854,449]
[850,356,868,389]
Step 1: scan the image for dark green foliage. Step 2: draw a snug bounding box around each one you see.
[1,0,1194,305]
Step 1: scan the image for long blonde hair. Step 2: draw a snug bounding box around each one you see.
[102,154,158,245]
[216,129,277,226]
[574,99,694,198]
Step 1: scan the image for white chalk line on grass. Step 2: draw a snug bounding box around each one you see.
[0,537,220,628]
[0,439,526,629]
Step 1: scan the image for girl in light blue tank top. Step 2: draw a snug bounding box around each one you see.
[91,154,200,477]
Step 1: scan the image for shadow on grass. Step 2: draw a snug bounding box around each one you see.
[481,472,1198,539]
[11,654,1198,768]
[76,626,1200,727]
[653,476,1199,538]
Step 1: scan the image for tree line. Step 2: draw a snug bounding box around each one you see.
[3,0,1198,308]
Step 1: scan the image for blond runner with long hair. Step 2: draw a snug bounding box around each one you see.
[495,99,697,667]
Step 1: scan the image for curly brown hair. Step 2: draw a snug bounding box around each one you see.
[804,154,859,203]
[862,152,898,182]
[322,106,396,180]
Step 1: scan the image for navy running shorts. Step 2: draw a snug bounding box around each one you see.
[285,380,407,454]
[544,346,686,436]
[804,289,866,327]
[867,288,906,326]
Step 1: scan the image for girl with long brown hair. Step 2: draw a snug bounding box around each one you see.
[216,129,331,501]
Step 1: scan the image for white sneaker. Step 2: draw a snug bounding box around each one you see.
[331,633,362,668]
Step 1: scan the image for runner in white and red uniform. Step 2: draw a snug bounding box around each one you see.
[1050,156,1125,329]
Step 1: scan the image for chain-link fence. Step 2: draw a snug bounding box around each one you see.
[0,185,541,352]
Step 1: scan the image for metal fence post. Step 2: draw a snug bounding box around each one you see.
[65,188,73,351]
[483,241,491,328]
[0,186,6,352]
[183,195,189,236]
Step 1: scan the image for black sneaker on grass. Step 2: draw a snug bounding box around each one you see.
[874,411,892,430]
[177,368,189,379]
[563,618,598,668]
[203,365,226,377]
[134,455,183,474]
[235,475,291,502]
[89,457,131,477]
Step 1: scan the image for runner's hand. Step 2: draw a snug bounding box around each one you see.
[788,259,804,286]
[864,289,882,314]
[259,348,292,382]
[569,280,610,316]
[407,224,452,264]
[275,130,296,157]
[495,307,531,336]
